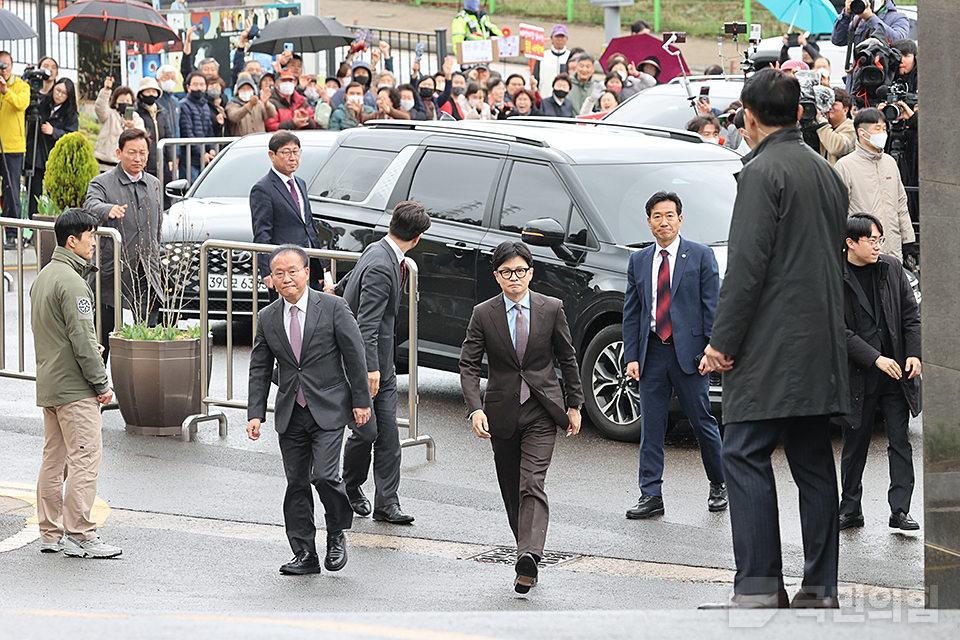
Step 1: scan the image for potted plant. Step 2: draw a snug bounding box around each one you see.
[36,131,98,266]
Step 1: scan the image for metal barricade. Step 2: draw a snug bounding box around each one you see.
[183,239,435,462]
[326,27,448,86]
[156,137,239,188]
[0,219,122,381]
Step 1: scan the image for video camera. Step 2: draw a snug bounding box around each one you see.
[850,34,901,108]
[881,79,918,120]
[796,70,836,125]
[22,65,50,95]
[850,0,877,16]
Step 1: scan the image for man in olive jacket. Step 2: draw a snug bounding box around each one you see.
[30,209,121,558]
[700,69,849,610]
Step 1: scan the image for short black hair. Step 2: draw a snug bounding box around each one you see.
[492,241,533,271]
[55,208,98,247]
[397,83,416,96]
[854,107,885,131]
[645,191,682,217]
[630,20,652,34]
[704,64,724,76]
[269,244,308,270]
[740,68,800,128]
[118,128,149,150]
[847,213,883,243]
[833,87,853,116]
[269,130,300,153]
[184,70,207,88]
[891,38,918,58]
[552,72,572,89]
[389,201,431,241]
[465,81,483,98]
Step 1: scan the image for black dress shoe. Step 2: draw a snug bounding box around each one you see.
[373,503,415,524]
[839,512,864,530]
[348,488,372,517]
[324,531,348,572]
[279,551,321,575]
[708,482,728,512]
[790,590,840,609]
[2,238,16,250]
[626,495,664,519]
[889,511,920,530]
[514,552,539,594]
[699,590,790,609]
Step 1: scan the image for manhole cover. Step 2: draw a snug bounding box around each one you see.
[468,546,581,566]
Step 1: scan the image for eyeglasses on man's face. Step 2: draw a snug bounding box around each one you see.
[495,267,531,280]
[271,267,303,280]
[861,236,885,248]
[275,148,301,158]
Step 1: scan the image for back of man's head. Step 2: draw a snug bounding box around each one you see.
[740,68,800,128]
[389,201,431,242]
[55,208,98,248]
[853,107,885,132]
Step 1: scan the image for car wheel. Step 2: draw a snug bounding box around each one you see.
[580,324,642,442]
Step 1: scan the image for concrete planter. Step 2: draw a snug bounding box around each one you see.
[109,334,213,436]
[32,214,57,269]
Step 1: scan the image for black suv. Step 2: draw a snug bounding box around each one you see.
[307,120,741,441]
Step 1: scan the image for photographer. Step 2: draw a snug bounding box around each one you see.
[24,78,78,219]
[0,51,30,249]
[815,87,856,165]
[832,1,909,93]
[887,38,918,228]
[36,57,58,98]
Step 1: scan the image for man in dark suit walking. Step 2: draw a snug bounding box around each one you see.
[341,202,431,525]
[460,241,584,594]
[622,191,726,520]
[700,69,849,610]
[250,131,326,300]
[247,245,371,576]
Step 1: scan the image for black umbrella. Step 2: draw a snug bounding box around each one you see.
[0,8,37,41]
[248,14,353,55]
[52,0,179,45]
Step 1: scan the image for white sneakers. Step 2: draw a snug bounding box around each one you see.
[60,535,122,558]
[39,535,66,554]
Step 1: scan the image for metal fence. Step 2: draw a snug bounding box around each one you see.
[0,0,78,71]
[326,26,448,87]
[156,136,239,188]
[182,239,434,461]
[0,219,121,382]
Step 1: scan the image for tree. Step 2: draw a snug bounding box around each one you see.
[43,131,99,212]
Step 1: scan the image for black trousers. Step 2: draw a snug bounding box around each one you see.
[490,397,557,560]
[840,376,914,517]
[277,403,353,556]
[342,375,402,509]
[723,416,839,598]
[1,153,23,239]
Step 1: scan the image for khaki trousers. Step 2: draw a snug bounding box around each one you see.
[36,397,103,541]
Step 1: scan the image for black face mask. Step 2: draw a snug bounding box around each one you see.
[419,86,435,99]
[451,86,466,97]
[139,94,158,106]
[354,74,370,87]
[189,89,205,101]
[553,89,568,100]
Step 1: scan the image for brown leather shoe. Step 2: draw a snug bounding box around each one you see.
[699,590,790,609]
[790,590,840,608]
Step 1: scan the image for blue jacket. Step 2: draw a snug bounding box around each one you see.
[179,93,215,167]
[623,237,719,377]
[832,0,910,91]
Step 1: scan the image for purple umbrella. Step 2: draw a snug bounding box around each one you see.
[599,34,690,83]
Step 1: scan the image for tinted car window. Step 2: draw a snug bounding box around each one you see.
[408,151,499,226]
[604,84,743,130]
[191,144,330,198]
[500,162,571,234]
[310,147,395,201]
[574,162,737,247]
[567,206,594,247]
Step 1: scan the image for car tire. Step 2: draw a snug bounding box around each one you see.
[580,324,642,442]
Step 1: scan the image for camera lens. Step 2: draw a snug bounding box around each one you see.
[0,62,7,70]
[882,103,903,120]
[851,0,867,14]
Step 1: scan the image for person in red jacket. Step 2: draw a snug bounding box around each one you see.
[266,70,316,131]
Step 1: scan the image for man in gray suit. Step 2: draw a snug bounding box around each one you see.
[247,245,371,575]
[341,202,431,524]
[84,128,165,361]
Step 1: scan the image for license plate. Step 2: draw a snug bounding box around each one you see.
[207,274,267,293]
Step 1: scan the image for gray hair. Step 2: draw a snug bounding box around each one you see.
[157,64,177,79]
[199,57,220,72]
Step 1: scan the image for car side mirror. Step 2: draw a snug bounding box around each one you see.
[521,218,565,248]
[165,179,189,199]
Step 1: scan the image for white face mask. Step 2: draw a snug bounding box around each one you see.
[400,98,415,111]
[347,95,364,105]
[377,82,392,89]
[703,136,720,144]
[305,89,320,101]
[238,90,254,102]
[616,69,627,81]
[861,129,888,150]
[468,97,480,108]
[278,82,295,96]
[160,79,176,93]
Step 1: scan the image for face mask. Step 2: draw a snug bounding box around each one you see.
[160,79,176,93]
[139,94,158,106]
[278,82,295,96]
[553,89,568,100]
[354,74,370,87]
[206,88,220,100]
[608,85,621,93]
[468,97,480,108]
[451,85,466,97]
[305,89,320,101]
[377,82,392,89]
[862,130,888,150]
[704,136,720,144]
[238,90,254,102]
[616,70,627,81]
[419,86,435,99]
[400,98,415,111]
[189,89,204,101]
[347,95,363,105]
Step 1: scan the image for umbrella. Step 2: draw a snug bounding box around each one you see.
[248,14,354,55]
[0,8,37,41]
[758,0,839,35]
[52,0,179,44]
[599,34,689,84]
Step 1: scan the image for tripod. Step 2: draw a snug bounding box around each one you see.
[23,97,46,225]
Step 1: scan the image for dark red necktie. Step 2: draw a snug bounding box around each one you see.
[400,260,407,288]
[656,249,672,342]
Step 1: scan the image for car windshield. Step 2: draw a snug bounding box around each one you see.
[574,162,738,247]
[190,144,331,198]
[605,86,742,130]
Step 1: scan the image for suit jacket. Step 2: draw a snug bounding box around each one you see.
[459,291,584,439]
[248,289,371,434]
[622,237,719,377]
[250,171,322,277]
[342,238,402,381]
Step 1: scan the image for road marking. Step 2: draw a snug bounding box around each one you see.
[0,481,112,553]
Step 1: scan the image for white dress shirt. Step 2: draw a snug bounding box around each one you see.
[282,289,309,347]
[273,167,306,223]
[650,235,680,332]
[383,235,405,266]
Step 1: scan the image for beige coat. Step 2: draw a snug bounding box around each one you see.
[225,97,277,136]
[835,142,915,261]
[94,88,146,167]
[816,117,856,165]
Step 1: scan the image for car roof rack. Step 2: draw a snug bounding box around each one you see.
[507,116,706,144]
[667,75,745,84]
[364,120,550,148]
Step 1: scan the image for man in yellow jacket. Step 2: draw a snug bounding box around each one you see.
[0,50,30,249]
[452,1,502,45]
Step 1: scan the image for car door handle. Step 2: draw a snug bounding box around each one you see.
[445,242,476,251]
[479,249,494,258]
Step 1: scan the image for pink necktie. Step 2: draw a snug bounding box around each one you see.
[656,250,672,342]
[289,306,306,407]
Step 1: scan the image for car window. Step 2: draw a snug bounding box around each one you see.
[191,144,330,198]
[573,162,737,247]
[605,88,741,130]
[500,162,571,234]
[310,147,396,202]
[566,206,594,248]
[408,151,499,226]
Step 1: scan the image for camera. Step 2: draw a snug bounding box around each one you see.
[796,70,835,125]
[22,65,50,93]
[881,80,918,120]
[851,37,901,107]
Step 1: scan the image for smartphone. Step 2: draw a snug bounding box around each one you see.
[415,41,425,63]
[787,33,800,47]
[724,22,745,36]
[124,106,135,120]
[662,32,686,44]
[699,85,710,101]
[283,42,294,52]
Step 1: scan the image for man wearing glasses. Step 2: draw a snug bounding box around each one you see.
[84,128,165,361]
[837,213,921,532]
[459,241,583,594]
[251,131,326,301]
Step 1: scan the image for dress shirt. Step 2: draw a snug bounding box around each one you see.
[282,289,309,347]
[383,235,405,266]
[123,169,142,182]
[272,167,306,223]
[650,235,680,332]
[504,291,531,349]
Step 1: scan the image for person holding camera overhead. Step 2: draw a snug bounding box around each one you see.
[94,76,146,173]
[832,1,909,93]
[24,77,79,220]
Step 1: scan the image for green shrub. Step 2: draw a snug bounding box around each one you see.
[44,131,100,211]
[114,322,203,341]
